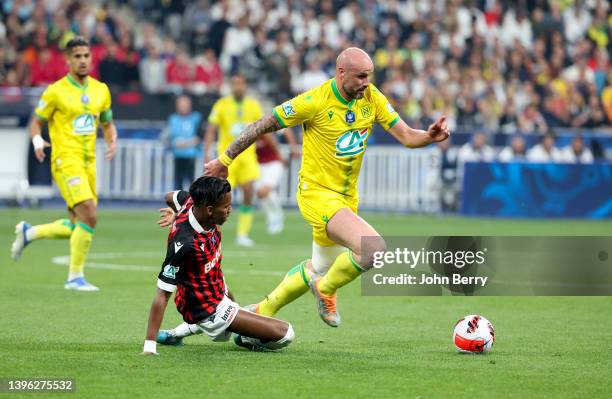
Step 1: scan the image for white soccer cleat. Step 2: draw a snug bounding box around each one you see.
[236,235,255,247]
[64,277,100,292]
[11,221,32,261]
[267,215,284,235]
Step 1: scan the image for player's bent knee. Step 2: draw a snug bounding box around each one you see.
[74,201,98,228]
[270,322,294,349]
[81,215,97,229]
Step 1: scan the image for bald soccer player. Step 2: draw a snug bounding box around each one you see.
[205,48,450,327]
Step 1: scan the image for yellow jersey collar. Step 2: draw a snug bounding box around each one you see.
[66,73,89,90]
[331,78,356,109]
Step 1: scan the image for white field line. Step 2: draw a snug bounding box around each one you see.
[51,252,285,276]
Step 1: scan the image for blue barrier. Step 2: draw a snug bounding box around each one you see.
[461,161,612,219]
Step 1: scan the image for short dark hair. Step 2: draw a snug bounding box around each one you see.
[65,36,90,54]
[189,176,231,208]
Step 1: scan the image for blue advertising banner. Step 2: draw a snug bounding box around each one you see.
[461,162,612,219]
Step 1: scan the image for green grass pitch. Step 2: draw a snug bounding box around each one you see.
[0,208,611,398]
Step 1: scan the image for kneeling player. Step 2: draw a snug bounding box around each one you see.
[142,176,294,355]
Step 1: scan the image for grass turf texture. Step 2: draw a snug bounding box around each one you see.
[0,208,611,399]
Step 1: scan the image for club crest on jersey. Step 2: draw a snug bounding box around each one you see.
[360,105,372,118]
[281,101,296,117]
[345,110,356,124]
[162,265,179,279]
[335,127,368,157]
[73,114,96,135]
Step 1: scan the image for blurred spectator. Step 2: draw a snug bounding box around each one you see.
[99,42,127,90]
[120,37,140,90]
[30,48,65,86]
[563,1,592,44]
[166,48,193,93]
[501,9,532,49]
[194,48,223,94]
[499,99,520,134]
[527,132,562,162]
[265,31,293,103]
[559,135,594,164]
[206,4,231,58]
[457,132,495,164]
[519,104,548,134]
[183,1,213,54]
[498,136,527,162]
[221,15,254,74]
[139,45,167,94]
[165,95,203,190]
[295,56,329,92]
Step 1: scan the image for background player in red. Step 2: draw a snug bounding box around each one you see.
[142,176,295,354]
[255,129,300,234]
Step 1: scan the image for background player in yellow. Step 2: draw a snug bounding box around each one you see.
[205,47,449,327]
[204,74,262,247]
[11,37,118,292]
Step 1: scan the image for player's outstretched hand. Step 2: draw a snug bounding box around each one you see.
[157,207,175,228]
[34,140,51,163]
[105,139,117,161]
[204,159,229,178]
[427,116,450,142]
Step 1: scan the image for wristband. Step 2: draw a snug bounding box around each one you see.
[143,340,157,354]
[32,135,44,150]
[218,153,233,167]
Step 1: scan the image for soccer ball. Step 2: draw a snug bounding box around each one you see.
[453,315,495,353]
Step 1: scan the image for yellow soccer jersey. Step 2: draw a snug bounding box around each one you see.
[273,78,400,197]
[34,74,112,165]
[208,96,263,157]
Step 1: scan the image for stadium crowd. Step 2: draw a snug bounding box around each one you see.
[0,0,610,134]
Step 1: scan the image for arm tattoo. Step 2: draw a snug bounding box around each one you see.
[225,113,282,159]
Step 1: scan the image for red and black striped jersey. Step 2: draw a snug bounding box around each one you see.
[157,190,225,324]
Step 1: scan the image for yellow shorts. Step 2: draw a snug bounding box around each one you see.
[227,152,260,188]
[52,159,97,209]
[296,182,358,246]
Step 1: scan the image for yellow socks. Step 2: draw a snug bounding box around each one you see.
[30,219,73,240]
[69,222,94,278]
[257,261,311,316]
[318,251,363,296]
[237,205,254,237]
[256,253,364,315]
